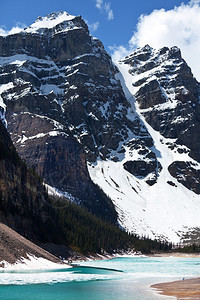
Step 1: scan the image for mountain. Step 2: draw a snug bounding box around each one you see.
[0,11,124,222]
[113,45,200,243]
[0,12,200,244]
[0,108,166,258]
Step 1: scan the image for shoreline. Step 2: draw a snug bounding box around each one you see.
[1,251,200,299]
[150,252,200,299]
[2,251,200,271]
[75,251,200,262]
[0,251,139,271]
[0,254,71,271]
[149,252,200,258]
[151,277,200,300]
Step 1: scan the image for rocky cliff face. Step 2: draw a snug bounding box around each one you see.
[0,119,63,242]
[119,45,200,194]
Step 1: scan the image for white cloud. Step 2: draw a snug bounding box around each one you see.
[96,0,103,9]
[109,45,130,62]
[110,0,200,80]
[86,21,100,32]
[104,3,114,20]
[96,0,114,21]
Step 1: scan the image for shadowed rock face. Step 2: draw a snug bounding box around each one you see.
[0,119,63,242]
[168,161,200,194]
[7,112,91,199]
[122,137,162,185]
[0,117,119,257]
[123,159,162,186]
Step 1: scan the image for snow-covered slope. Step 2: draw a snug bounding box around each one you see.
[88,56,200,243]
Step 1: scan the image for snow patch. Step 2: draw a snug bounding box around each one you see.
[40,84,63,95]
[45,184,81,204]
[16,130,67,144]
[0,82,15,126]
[25,12,76,33]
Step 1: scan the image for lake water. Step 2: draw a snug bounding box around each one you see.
[0,256,200,300]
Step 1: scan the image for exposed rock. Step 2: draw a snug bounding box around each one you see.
[124,159,162,185]
[135,79,167,109]
[167,181,177,187]
[168,161,200,194]
[121,45,200,163]
[123,137,162,185]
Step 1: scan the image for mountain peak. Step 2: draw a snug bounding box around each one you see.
[25,11,76,34]
[36,11,74,21]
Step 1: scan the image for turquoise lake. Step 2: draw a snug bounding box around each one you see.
[0,256,200,299]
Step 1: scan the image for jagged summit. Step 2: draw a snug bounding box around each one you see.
[121,44,182,71]
[121,44,153,62]
[25,11,78,34]
[122,44,181,61]
[0,11,85,37]
[36,11,75,23]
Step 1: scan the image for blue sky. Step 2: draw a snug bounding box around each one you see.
[0,0,189,51]
[1,0,200,80]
